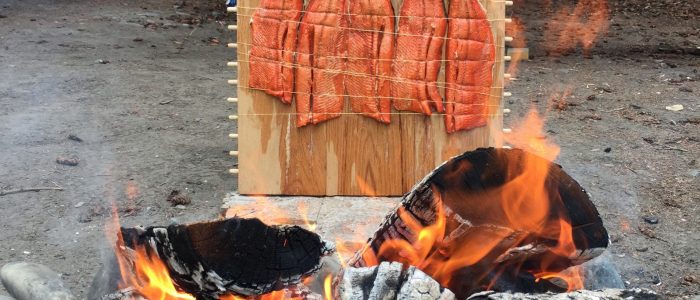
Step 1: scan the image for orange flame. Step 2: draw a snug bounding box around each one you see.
[359,110,583,291]
[543,0,610,56]
[324,275,333,300]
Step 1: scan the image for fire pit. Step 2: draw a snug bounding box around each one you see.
[88,147,626,300]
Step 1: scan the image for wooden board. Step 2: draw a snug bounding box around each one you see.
[236,0,504,196]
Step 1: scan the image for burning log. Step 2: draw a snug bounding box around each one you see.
[119,217,335,300]
[349,148,609,298]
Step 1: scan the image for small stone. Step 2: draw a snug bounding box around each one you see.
[166,190,191,206]
[133,38,143,42]
[74,202,85,208]
[604,147,612,153]
[679,86,693,93]
[586,94,597,101]
[95,59,109,64]
[635,246,649,252]
[643,216,659,224]
[175,205,187,210]
[0,262,76,300]
[67,134,83,142]
[688,169,700,177]
[665,104,684,111]
[56,155,79,166]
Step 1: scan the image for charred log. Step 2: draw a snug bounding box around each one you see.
[120,217,335,300]
[349,148,609,298]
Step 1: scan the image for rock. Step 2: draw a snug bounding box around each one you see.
[665,104,684,111]
[643,216,659,224]
[56,155,79,166]
[67,135,82,142]
[0,262,75,300]
[0,295,16,300]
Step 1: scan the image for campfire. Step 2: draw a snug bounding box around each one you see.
[94,112,618,300]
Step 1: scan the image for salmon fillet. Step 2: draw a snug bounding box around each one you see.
[295,0,347,126]
[346,0,396,123]
[248,0,303,104]
[391,0,447,115]
[444,0,496,132]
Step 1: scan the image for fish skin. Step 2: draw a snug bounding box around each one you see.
[249,0,303,104]
[391,0,447,115]
[295,0,347,126]
[345,0,396,124]
[445,0,496,133]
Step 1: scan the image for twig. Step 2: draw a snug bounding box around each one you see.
[661,146,689,152]
[0,186,64,196]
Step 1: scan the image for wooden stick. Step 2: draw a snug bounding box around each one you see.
[229,133,239,139]
[227,97,238,103]
[229,151,239,156]
[505,1,513,5]
[228,25,238,31]
[505,36,513,42]
[503,92,512,97]
[504,73,512,79]
[227,61,239,67]
[229,169,240,174]
[504,56,512,61]
[229,115,239,120]
[228,79,239,85]
[227,43,238,48]
[503,128,512,133]
[503,108,511,114]
[227,7,238,13]
[0,186,64,197]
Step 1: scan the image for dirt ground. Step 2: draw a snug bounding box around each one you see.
[0,0,697,299]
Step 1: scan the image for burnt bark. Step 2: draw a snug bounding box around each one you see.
[349,148,609,298]
[120,217,335,300]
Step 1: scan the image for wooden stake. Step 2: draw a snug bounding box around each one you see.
[226,7,238,13]
[228,25,238,31]
[229,115,239,120]
[505,36,513,42]
[229,169,240,174]
[503,92,512,97]
[229,133,239,139]
[229,151,239,156]
[227,97,238,103]
[505,1,513,6]
[227,43,238,49]
[228,79,239,85]
[503,128,512,133]
[227,61,239,67]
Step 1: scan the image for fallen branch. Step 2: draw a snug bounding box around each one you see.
[0,186,64,197]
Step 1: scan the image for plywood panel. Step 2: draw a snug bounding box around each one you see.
[236,0,504,196]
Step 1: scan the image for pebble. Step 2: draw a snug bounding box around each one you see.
[0,262,75,300]
[665,104,684,111]
[74,202,85,208]
[175,205,187,210]
[643,216,659,224]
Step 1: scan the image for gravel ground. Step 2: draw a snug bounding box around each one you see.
[0,0,697,298]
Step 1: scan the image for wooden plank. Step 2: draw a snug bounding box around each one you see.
[398,0,504,191]
[236,0,503,196]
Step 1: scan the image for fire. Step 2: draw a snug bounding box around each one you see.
[543,0,610,56]
[324,275,333,300]
[358,110,584,291]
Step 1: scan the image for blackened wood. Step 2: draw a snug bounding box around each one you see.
[121,217,335,300]
[349,148,609,298]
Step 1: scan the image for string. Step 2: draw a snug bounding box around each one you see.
[233,112,505,117]
[234,5,512,21]
[233,12,511,42]
[232,42,507,62]
[231,57,505,98]
[238,85,504,108]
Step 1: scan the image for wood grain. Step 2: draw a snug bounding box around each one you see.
[236,0,504,196]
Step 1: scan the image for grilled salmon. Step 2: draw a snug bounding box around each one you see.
[391,0,447,115]
[248,0,303,104]
[295,0,347,126]
[345,0,395,123]
[444,0,496,132]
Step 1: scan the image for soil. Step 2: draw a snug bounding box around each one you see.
[0,0,697,299]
